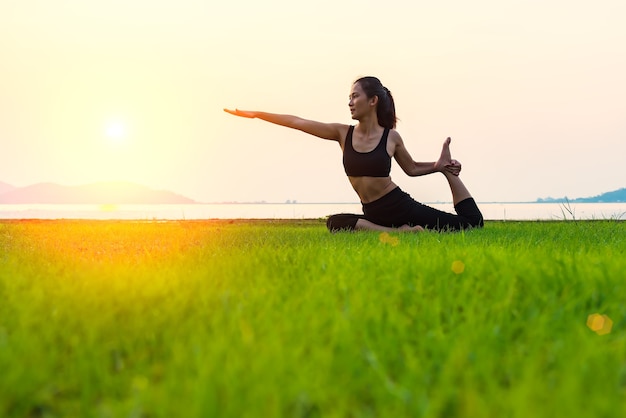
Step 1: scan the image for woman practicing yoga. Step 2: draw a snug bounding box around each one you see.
[224,76,483,232]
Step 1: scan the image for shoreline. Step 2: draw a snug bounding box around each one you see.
[1,202,625,222]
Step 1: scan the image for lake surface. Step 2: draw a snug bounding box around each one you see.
[1,202,624,221]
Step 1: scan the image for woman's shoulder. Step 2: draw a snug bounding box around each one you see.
[386,129,408,155]
[336,123,353,137]
[387,128,403,142]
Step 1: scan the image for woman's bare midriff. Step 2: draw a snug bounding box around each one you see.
[348,176,398,203]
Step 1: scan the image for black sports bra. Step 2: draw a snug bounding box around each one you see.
[343,126,391,177]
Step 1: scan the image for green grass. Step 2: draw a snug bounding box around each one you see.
[0,219,625,417]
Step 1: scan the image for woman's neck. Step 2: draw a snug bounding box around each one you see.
[355,115,381,136]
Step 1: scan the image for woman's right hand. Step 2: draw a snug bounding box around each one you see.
[223,108,257,118]
[445,159,462,176]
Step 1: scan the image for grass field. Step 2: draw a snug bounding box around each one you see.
[0,219,625,417]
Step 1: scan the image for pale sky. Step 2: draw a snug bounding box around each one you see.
[1,0,625,203]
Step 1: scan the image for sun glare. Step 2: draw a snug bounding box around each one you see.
[105,121,127,143]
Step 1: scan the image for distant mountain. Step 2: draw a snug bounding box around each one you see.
[537,188,626,203]
[0,181,16,195]
[0,181,196,204]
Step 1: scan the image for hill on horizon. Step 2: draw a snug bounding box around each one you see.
[536,187,626,203]
[0,181,196,204]
[0,181,16,195]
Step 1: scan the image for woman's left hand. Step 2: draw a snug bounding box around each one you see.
[223,108,257,118]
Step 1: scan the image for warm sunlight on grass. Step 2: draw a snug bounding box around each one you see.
[12,220,208,264]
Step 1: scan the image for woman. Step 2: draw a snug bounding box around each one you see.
[224,76,483,232]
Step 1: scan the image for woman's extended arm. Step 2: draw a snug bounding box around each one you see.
[224,109,345,142]
[391,131,461,177]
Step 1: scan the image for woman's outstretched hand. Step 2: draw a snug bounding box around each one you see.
[223,108,257,118]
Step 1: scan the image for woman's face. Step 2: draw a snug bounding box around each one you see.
[348,82,375,120]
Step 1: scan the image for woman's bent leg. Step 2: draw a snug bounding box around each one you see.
[440,172,483,229]
[326,213,364,232]
[454,197,484,228]
[435,138,484,229]
[326,213,424,233]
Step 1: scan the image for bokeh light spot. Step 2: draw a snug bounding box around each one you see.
[451,260,465,274]
[586,313,613,335]
[379,232,399,247]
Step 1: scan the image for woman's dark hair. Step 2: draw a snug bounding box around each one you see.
[354,76,397,129]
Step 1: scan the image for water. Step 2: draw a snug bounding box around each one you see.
[0,202,624,221]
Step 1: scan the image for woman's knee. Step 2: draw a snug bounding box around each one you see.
[455,198,484,228]
[326,214,362,232]
[467,211,484,228]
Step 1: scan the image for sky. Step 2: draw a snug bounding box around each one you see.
[1,0,625,203]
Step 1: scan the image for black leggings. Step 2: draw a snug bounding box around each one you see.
[326,187,484,232]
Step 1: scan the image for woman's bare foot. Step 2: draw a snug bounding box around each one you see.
[435,137,461,176]
[355,219,424,232]
[398,224,425,232]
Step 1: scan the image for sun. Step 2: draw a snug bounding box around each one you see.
[104,121,127,143]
